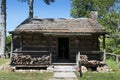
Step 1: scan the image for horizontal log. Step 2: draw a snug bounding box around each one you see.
[12,51,48,53]
[11,54,51,65]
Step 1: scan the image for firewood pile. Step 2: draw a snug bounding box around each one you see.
[80,55,103,66]
[88,60,100,66]
[11,54,51,65]
[80,55,88,64]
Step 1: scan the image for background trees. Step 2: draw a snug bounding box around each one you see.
[71,0,120,54]
[71,0,119,17]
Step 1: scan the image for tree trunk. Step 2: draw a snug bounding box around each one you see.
[29,0,34,18]
[0,0,6,56]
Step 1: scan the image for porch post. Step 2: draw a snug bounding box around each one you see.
[49,36,52,63]
[20,35,23,51]
[103,34,106,63]
[75,39,79,54]
[10,34,14,63]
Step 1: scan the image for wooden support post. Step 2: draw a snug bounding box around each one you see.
[116,55,119,68]
[79,61,82,77]
[116,55,119,64]
[78,52,82,77]
[50,53,52,64]
[20,35,23,51]
[49,36,52,63]
[10,34,14,63]
[103,34,106,63]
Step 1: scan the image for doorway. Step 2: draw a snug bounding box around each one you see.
[58,38,69,59]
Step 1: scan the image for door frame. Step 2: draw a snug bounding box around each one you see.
[58,37,69,59]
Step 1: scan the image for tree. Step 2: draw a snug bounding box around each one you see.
[6,35,11,52]
[99,10,120,54]
[19,0,55,18]
[71,0,119,18]
[0,0,6,56]
[70,0,120,54]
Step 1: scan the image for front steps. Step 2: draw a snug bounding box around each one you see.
[48,63,77,80]
[53,65,76,72]
[54,72,77,80]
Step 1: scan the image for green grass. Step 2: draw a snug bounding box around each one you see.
[0,58,120,80]
[0,58,53,80]
[0,58,9,65]
[77,59,120,80]
[0,71,53,80]
[106,59,120,71]
[79,72,120,80]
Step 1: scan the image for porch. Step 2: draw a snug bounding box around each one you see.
[9,32,106,67]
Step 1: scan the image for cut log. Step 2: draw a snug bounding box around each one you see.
[11,54,51,65]
[80,55,88,65]
[81,66,87,72]
[88,60,100,66]
[97,65,110,72]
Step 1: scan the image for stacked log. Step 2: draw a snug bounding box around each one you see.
[88,60,100,66]
[11,55,50,65]
[80,55,88,64]
[97,65,110,72]
[80,55,103,66]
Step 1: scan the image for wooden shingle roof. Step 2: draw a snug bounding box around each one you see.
[11,17,106,34]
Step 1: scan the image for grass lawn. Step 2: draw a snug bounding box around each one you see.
[78,71,120,80]
[0,58,53,80]
[0,71,53,80]
[0,58,120,80]
[0,58,9,65]
[78,59,120,80]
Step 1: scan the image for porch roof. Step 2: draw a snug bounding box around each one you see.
[10,18,106,35]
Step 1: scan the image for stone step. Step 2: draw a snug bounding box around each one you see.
[53,65,76,72]
[52,63,76,66]
[54,72,77,79]
[54,68,76,72]
[54,66,76,69]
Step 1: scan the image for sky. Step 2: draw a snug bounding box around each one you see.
[7,0,71,35]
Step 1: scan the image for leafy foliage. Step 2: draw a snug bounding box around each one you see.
[71,0,120,54]
[99,10,120,54]
[71,0,119,18]
[6,35,11,52]
[43,0,55,5]
[18,0,55,5]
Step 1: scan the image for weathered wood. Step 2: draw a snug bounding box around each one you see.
[11,33,103,64]
[103,49,106,63]
[11,54,51,65]
[103,34,106,63]
[12,51,48,53]
[104,52,120,68]
[76,52,82,77]
[10,35,14,63]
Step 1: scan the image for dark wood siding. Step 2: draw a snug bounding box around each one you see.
[12,33,101,63]
[69,35,101,61]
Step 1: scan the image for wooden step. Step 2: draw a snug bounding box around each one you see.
[52,63,76,66]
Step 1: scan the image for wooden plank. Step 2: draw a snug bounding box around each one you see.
[106,52,117,56]
[12,51,48,53]
[11,64,49,67]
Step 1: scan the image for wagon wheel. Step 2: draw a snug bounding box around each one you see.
[81,66,88,72]
[97,65,109,72]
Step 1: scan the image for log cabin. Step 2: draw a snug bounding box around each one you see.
[9,11,107,67]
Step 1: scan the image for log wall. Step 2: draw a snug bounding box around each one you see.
[69,35,101,61]
[12,33,101,64]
